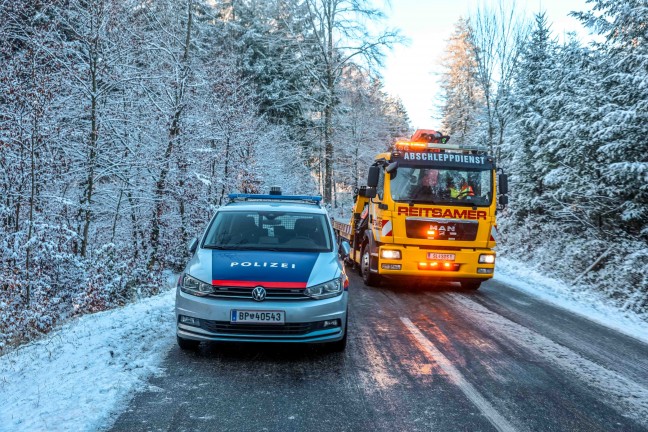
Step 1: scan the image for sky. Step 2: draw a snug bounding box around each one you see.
[379,0,593,129]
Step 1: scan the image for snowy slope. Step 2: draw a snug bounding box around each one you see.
[1,263,647,432]
[0,290,175,432]
[497,258,648,345]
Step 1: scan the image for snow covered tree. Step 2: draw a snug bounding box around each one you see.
[0,0,411,351]
[469,1,528,157]
[282,0,401,204]
[504,12,558,222]
[495,2,648,313]
[0,0,64,304]
[439,18,484,146]
[573,0,648,239]
[333,67,397,198]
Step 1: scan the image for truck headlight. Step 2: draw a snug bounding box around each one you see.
[180,274,214,296]
[304,277,343,299]
[478,254,495,264]
[380,249,401,259]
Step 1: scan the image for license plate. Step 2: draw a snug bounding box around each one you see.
[427,253,456,261]
[230,310,285,324]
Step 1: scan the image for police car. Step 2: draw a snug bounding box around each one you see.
[175,189,351,351]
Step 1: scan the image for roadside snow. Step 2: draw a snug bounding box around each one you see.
[0,258,646,432]
[497,257,648,345]
[0,289,175,432]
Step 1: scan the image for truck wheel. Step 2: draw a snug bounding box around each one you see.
[461,280,482,290]
[361,246,381,287]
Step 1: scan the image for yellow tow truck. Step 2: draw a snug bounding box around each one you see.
[332,129,509,289]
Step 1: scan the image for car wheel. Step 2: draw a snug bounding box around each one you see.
[177,335,200,351]
[361,245,381,287]
[461,280,482,290]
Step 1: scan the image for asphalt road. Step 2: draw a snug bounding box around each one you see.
[110,273,648,432]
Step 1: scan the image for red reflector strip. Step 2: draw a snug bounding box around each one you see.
[381,219,393,236]
[212,280,307,288]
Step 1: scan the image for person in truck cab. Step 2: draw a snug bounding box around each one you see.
[411,169,448,199]
[450,178,475,199]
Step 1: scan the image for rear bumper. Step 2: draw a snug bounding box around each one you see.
[374,245,495,279]
[175,289,348,343]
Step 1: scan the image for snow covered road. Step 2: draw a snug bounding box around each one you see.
[110,272,648,432]
[1,266,647,432]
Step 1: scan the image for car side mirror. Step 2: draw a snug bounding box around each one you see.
[339,240,351,258]
[188,237,198,254]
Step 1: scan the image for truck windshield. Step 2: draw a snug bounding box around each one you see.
[203,211,333,252]
[390,166,493,206]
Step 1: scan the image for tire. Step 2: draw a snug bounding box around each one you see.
[361,245,381,287]
[177,335,200,351]
[461,280,482,290]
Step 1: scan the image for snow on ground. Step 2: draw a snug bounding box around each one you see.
[497,257,648,345]
[0,260,647,432]
[0,289,176,432]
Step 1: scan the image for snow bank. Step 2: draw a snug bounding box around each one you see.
[0,289,175,432]
[496,258,648,345]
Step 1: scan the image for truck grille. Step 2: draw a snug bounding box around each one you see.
[406,218,478,241]
[207,286,309,300]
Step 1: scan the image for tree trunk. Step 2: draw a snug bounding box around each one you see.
[25,112,38,306]
[80,42,99,257]
[127,190,143,259]
[110,187,124,244]
[323,102,333,203]
[218,135,231,206]
[323,1,335,204]
[148,0,193,269]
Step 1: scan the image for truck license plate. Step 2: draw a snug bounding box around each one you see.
[230,310,285,324]
[427,253,456,261]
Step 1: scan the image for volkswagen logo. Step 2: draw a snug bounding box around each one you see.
[252,286,266,302]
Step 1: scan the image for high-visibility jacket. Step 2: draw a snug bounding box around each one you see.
[450,183,474,198]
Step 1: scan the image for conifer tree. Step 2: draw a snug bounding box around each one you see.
[439,18,484,146]
[573,0,648,239]
[504,12,557,222]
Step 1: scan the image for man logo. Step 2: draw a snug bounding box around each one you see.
[252,286,266,302]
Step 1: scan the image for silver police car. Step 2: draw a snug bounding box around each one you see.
[175,191,350,351]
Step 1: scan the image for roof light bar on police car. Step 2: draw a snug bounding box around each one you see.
[228,193,323,205]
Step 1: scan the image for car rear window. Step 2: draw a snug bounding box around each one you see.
[202,211,332,252]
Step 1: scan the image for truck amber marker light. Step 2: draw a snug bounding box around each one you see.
[417,261,459,271]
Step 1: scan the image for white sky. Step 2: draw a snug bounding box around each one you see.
[379,0,593,129]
